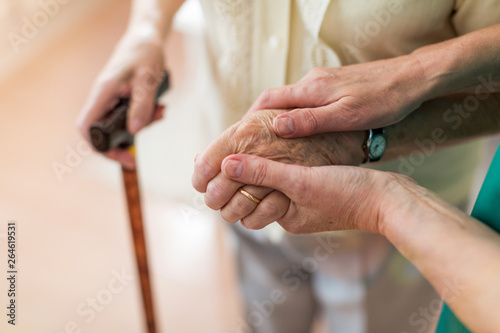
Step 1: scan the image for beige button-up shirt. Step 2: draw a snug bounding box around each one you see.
[199,0,500,206]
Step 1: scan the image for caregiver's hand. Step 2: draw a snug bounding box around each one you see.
[247,56,429,138]
[77,31,167,169]
[220,154,400,233]
[221,154,500,333]
[192,109,365,228]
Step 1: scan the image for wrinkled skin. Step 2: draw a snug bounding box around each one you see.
[225,109,364,166]
[77,33,167,169]
[192,109,365,228]
[220,154,397,234]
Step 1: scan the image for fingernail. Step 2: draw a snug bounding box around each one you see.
[275,116,295,136]
[224,159,243,178]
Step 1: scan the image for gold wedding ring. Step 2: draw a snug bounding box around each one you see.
[238,188,262,204]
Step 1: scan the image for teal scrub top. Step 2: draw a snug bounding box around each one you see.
[436,144,500,332]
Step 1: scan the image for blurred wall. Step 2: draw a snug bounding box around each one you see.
[0,0,112,82]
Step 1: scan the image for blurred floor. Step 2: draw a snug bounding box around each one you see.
[0,1,242,332]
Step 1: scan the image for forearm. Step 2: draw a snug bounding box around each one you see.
[380,180,500,332]
[127,0,185,40]
[382,92,500,162]
[412,23,500,100]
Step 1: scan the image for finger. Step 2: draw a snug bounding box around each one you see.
[151,104,165,122]
[128,68,161,134]
[221,154,306,196]
[220,186,273,223]
[204,173,243,210]
[192,128,238,193]
[77,81,129,140]
[240,190,290,230]
[272,103,350,138]
[104,149,136,170]
[247,82,323,115]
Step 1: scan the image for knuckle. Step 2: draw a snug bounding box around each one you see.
[256,89,274,109]
[335,99,362,129]
[194,156,216,180]
[241,217,264,230]
[252,162,268,186]
[223,120,246,143]
[301,109,319,133]
[260,199,280,219]
[204,182,226,210]
[221,198,252,223]
[220,209,237,223]
[192,179,205,194]
[240,217,255,230]
[204,194,220,210]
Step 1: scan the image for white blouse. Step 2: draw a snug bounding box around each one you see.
[197,0,500,212]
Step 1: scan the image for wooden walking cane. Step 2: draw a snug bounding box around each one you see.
[88,72,170,333]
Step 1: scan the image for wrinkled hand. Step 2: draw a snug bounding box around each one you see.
[77,32,167,169]
[220,154,408,234]
[192,109,365,228]
[247,56,428,138]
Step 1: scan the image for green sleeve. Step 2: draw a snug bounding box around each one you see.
[436,143,500,332]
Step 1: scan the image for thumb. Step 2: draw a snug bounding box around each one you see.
[221,154,305,196]
[272,105,348,138]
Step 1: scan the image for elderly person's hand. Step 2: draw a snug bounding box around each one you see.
[77,28,167,169]
[192,109,366,228]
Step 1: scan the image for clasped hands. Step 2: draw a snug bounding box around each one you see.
[192,59,432,234]
[192,109,394,234]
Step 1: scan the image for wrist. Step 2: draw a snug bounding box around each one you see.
[345,130,367,166]
[372,172,418,238]
[352,170,399,234]
[409,43,466,100]
[127,8,175,43]
[123,22,166,47]
[390,53,435,108]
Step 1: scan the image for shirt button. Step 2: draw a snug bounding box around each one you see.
[268,35,281,49]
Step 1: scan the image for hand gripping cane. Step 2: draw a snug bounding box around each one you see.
[88,72,170,333]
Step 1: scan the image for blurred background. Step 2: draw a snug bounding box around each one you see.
[0,1,498,333]
[0,1,244,332]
